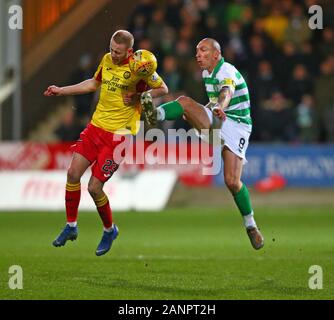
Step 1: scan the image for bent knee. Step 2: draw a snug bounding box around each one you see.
[176,96,193,107]
[67,168,82,183]
[88,180,103,199]
[87,183,101,198]
[176,96,197,114]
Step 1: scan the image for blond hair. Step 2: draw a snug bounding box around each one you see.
[112,30,134,49]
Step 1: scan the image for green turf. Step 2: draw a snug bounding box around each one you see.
[0,207,333,300]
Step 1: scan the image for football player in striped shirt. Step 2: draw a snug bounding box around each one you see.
[44,30,168,256]
[141,38,264,250]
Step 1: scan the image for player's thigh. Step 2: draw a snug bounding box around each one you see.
[176,96,211,130]
[92,146,121,183]
[69,124,98,182]
[67,152,91,182]
[221,118,251,162]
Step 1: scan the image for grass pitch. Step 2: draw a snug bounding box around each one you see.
[0,206,333,300]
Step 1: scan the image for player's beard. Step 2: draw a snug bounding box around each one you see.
[112,57,120,65]
[112,56,127,65]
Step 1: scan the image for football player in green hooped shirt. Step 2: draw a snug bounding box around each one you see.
[140,38,264,250]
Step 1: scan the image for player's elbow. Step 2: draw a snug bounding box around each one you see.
[88,78,100,92]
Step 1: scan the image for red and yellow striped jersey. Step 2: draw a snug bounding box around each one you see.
[91,53,163,135]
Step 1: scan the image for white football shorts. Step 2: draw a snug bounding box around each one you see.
[196,107,252,163]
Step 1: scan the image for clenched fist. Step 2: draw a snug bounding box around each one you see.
[44,85,63,96]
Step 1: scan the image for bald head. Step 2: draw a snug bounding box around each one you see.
[196,38,222,72]
[198,38,221,53]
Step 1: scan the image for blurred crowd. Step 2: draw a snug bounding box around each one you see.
[56,0,334,143]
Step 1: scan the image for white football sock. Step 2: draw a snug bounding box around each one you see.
[243,212,257,228]
[67,221,77,227]
[104,225,114,233]
[156,107,165,121]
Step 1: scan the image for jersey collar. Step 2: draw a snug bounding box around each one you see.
[120,56,130,65]
[211,57,224,78]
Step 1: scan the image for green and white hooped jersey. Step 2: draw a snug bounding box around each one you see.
[202,58,252,126]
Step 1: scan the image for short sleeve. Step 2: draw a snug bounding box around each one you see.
[216,65,237,94]
[94,55,105,82]
[143,72,163,89]
[220,78,236,93]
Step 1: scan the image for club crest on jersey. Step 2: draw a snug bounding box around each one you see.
[123,71,131,79]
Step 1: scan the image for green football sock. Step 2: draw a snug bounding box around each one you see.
[233,183,253,216]
[159,101,184,120]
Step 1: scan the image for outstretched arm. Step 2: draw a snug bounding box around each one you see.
[123,80,168,105]
[44,78,101,96]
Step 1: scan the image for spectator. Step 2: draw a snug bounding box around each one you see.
[128,14,147,42]
[285,64,313,105]
[247,34,272,79]
[69,53,95,121]
[298,41,318,77]
[136,38,153,52]
[281,0,294,16]
[147,8,168,49]
[249,18,276,54]
[240,5,255,40]
[253,60,279,104]
[161,55,181,93]
[165,0,183,29]
[182,0,209,27]
[159,26,177,57]
[126,0,334,142]
[322,0,334,29]
[226,21,247,63]
[128,0,156,26]
[179,24,197,46]
[275,41,299,82]
[258,91,296,142]
[284,4,312,50]
[174,38,193,75]
[54,108,84,142]
[296,94,316,143]
[318,27,334,60]
[314,58,334,142]
[203,13,225,44]
[262,4,289,46]
[224,0,248,28]
[182,60,207,104]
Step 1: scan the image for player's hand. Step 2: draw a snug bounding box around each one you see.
[212,106,226,120]
[123,92,139,105]
[43,85,63,96]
